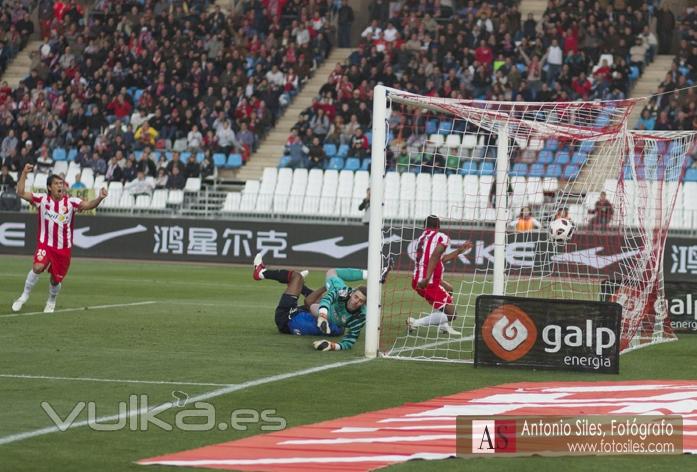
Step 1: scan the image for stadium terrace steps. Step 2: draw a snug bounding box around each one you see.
[1,40,42,89]
[227,47,354,183]
[519,0,547,27]
[574,55,675,194]
[627,55,677,129]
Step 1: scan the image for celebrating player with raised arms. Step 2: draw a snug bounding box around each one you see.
[11,164,107,313]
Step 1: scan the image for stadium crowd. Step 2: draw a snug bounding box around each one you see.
[283,0,667,170]
[0,0,693,182]
[637,5,697,132]
[0,0,36,74]
[0,0,333,186]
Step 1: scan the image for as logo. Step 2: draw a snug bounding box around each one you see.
[471,420,517,453]
[481,304,537,361]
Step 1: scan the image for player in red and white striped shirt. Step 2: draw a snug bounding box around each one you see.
[11,164,107,313]
[409,215,472,335]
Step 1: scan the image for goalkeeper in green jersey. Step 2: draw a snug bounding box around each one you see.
[253,252,381,351]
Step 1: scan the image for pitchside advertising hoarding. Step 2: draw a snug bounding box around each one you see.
[664,238,697,333]
[4,213,695,274]
[1,214,695,331]
[475,295,623,373]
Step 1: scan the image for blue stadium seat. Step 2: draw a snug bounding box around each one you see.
[278,156,291,168]
[181,152,192,161]
[579,141,594,154]
[344,157,360,171]
[544,139,559,152]
[537,150,553,164]
[328,157,344,170]
[213,153,227,167]
[623,166,633,180]
[52,148,67,161]
[361,158,371,171]
[595,114,610,127]
[67,148,78,161]
[165,152,173,160]
[479,161,495,175]
[685,168,697,182]
[511,163,529,177]
[337,144,349,157]
[365,131,373,145]
[134,151,143,160]
[571,152,588,165]
[227,153,243,169]
[545,164,562,178]
[196,152,205,163]
[438,120,453,135]
[529,163,545,177]
[151,151,161,161]
[563,164,580,180]
[425,119,438,135]
[459,160,478,175]
[323,144,337,157]
[554,151,570,165]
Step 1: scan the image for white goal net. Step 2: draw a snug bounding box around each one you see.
[364,85,697,362]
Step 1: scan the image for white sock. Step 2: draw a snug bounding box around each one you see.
[22,270,40,298]
[412,311,448,327]
[438,321,453,330]
[258,269,266,279]
[48,283,62,301]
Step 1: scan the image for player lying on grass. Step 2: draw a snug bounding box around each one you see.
[253,253,387,351]
[12,164,107,313]
[409,214,472,336]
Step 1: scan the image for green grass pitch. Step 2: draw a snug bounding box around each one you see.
[0,255,695,471]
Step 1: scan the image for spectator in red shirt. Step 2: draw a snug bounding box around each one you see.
[572,72,592,99]
[106,95,133,121]
[475,40,494,66]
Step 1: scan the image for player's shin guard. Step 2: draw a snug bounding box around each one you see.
[20,270,40,299]
[412,311,448,327]
[48,281,62,301]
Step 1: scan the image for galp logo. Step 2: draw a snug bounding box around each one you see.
[481,304,537,361]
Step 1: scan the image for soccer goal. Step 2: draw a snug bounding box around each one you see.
[364,85,697,362]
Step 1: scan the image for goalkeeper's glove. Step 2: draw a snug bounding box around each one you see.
[316,308,331,334]
[313,340,339,351]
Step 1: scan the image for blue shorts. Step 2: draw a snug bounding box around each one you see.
[275,293,342,336]
[288,311,343,337]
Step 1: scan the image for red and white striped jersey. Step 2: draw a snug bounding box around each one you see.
[412,229,450,285]
[31,193,82,250]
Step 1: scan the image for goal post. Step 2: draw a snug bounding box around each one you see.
[365,84,387,359]
[365,85,697,362]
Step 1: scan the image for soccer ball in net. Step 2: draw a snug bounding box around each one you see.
[549,218,576,242]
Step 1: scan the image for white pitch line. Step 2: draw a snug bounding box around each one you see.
[0,273,263,289]
[0,357,371,446]
[0,301,156,319]
[0,374,233,387]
